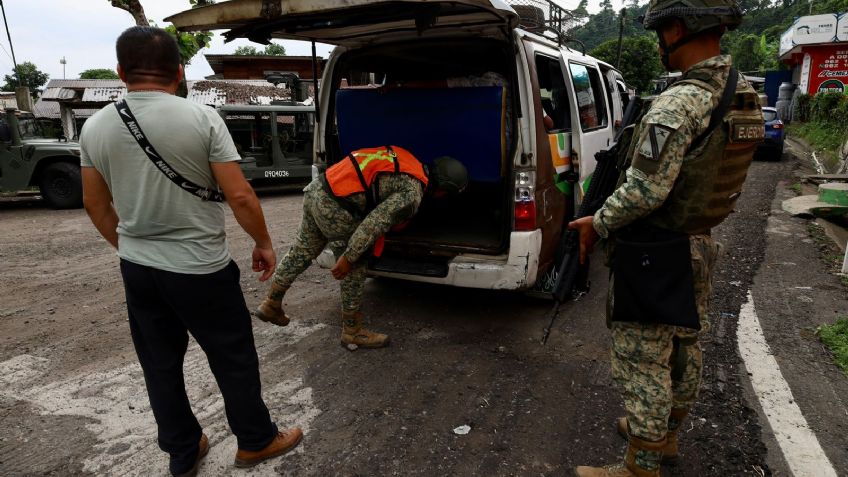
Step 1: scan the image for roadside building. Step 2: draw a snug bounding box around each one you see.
[34,79,295,140]
[779,12,848,95]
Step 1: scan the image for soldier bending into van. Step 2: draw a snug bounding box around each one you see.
[567,1,763,476]
[256,145,468,348]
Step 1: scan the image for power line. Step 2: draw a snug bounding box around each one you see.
[0,0,20,86]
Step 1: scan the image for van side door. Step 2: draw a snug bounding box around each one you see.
[561,59,614,199]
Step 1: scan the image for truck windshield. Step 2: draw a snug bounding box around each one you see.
[18,116,45,139]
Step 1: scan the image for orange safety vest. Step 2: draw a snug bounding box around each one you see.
[325,145,428,199]
[323,146,428,257]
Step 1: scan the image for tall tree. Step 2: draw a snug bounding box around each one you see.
[233,43,287,56]
[110,0,148,26]
[263,43,287,56]
[2,62,49,98]
[80,68,120,80]
[591,36,663,94]
[233,45,259,55]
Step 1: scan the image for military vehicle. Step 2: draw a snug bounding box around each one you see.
[218,102,316,185]
[0,108,83,208]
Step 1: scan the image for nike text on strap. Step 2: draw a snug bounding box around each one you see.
[114,100,224,202]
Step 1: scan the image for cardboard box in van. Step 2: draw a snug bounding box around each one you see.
[168,0,626,293]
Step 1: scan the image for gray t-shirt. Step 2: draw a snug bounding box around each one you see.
[80,92,240,274]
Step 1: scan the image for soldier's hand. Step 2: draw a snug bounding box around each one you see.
[252,245,277,282]
[331,255,352,280]
[567,216,599,265]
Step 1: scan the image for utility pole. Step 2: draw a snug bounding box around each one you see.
[60,57,66,79]
[615,7,626,68]
[0,0,21,86]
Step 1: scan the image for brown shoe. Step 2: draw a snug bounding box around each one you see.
[616,407,688,464]
[234,427,303,468]
[575,434,665,477]
[173,434,209,477]
[255,283,290,326]
[340,310,389,348]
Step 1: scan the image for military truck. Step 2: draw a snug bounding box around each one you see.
[218,73,316,186]
[218,103,316,185]
[0,108,83,209]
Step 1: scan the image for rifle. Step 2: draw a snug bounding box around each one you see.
[541,96,644,344]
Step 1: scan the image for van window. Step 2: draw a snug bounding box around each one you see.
[534,54,570,131]
[568,63,608,131]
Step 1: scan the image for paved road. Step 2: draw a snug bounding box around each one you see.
[0,149,845,476]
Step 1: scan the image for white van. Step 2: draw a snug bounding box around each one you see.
[168,0,624,293]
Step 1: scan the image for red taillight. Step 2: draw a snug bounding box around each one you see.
[772,123,783,129]
[514,200,536,231]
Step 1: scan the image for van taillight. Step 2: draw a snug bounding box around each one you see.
[515,171,536,231]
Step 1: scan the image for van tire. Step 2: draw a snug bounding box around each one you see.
[40,161,83,209]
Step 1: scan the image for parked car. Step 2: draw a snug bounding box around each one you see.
[168,0,625,294]
[757,106,784,159]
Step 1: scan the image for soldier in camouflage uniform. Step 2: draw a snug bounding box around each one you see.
[256,146,467,349]
[568,1,763,476]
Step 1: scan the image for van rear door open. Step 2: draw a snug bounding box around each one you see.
[166,0,518,46]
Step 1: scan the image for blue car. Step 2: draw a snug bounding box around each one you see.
[757,106,785,160]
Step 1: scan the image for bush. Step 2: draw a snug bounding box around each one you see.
[810,92,846,124]
[794,93,811,122]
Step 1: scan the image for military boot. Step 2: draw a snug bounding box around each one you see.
[340,310,389,348]
[255,282,290,326]
[574,434,665,477]
[616,407,689,464]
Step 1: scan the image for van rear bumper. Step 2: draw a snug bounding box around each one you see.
[315,230,542,290]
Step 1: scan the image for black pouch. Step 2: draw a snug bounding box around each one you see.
[611,226,699,330]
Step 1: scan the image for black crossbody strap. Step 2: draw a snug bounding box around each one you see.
[689,68,739,151]
[114,100,224,203]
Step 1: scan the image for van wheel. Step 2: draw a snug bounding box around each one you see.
[40,162,82,209]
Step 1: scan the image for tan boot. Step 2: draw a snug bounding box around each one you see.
[234,427,303,468]
[340,310,389,348]
[255,282,290,326]
[574,434,665,477]
[616,407,688,464]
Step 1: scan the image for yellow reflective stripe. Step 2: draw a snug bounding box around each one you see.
[352,149,396,170]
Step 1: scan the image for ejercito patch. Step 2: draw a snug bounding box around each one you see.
[730,122,764,142]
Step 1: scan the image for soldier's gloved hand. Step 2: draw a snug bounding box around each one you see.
[331,255,352,280]
[567,216,599,265]
[252,245,277,282]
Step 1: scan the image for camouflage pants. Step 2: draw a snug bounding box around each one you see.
[609,234,721,442]
[272,183,366,312]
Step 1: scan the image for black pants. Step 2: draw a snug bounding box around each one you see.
[120,259,277,474]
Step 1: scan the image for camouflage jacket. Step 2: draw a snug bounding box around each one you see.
[592,55,736,239]
[307,172,424,263]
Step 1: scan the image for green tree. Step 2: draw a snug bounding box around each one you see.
[727,33,766,73]
[233,45,259,55]
[2,62,49,98]
[591,36,663,94]
[263,43,287,56]
[233,43,287,56]
[79,68,120,80]
[108,0,213,65]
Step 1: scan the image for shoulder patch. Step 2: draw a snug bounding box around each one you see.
[637,124,675,162]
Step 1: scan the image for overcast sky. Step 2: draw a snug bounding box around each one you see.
[0,0,610,83]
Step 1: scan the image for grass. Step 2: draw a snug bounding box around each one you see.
[789,182,802,195]
[786,122,845,171]
[817,318,848,374]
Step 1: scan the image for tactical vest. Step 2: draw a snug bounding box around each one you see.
[631,68,763,235]
[324,145,428,217]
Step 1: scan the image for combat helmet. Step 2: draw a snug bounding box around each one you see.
[642,0,743,34]
[641,0,742,68]
[427,156,468,196]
